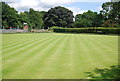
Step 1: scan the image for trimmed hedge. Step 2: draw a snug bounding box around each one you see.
[53,28,120,34]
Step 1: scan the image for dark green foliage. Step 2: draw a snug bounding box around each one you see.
[43,6,74,29]
[100,1,120,27]
[53,27,120,34]
[112,1,120,26]
[1,1,120,29]
[24,8,46,29]
[1,2,46,29]
[85,65,120,79]
[74,1,120,28]
[2,2,19,27]
[0,2,2,28]
[16,9,46,29]
[74,10,104,27]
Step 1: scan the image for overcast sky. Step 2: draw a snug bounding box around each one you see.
[1,0,111,16]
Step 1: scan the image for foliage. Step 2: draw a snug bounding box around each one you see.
[74,1,120,28]
[43,6,74,29]
[53,27,120,34]
[2,2,19,27]
[49,26,60,31]
[0,2,2,28]
[1,2,46,29]
[100,1,120,27]
[112,1,120,26]
[24,8,46,29]
[103,19,118,27]
[85,65,120,80]
[1,1,120,29]
[74,10,104,27]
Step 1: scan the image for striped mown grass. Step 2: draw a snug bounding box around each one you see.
[0,34,2,80]
[2,33,118,79]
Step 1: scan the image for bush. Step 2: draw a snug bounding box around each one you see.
[53,27,120,34]
[85,65,120,79]
[49,26,62,31]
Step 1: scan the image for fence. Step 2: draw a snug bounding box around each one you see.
[0,29,28,33]
[30,29,49,33]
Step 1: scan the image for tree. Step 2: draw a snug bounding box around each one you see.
[2,2,19,27]
[23,8,46,29]
[85,65,120,80]
[74,10,102,27]
[43,6,74,29]
[93,13,104,27]
[100,2,113,20]
[100,1,120,27]
[112,1,120,26]
[1,2,46,29]
[0,2,2,28]
[17,12,28,29]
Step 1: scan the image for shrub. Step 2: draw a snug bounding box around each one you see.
[53,27,120,34]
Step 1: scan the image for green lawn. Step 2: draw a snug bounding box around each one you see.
[2,33,118,79]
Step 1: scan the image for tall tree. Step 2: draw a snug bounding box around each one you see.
[2,2,18,27]
[43,6,74,29]
[0,2,2,28]
[24,8,46,29]
[1,2,46,29]
[112,1,120,26]
[100,2,112,20]
[74,10,102,27]
[100,1,120,27]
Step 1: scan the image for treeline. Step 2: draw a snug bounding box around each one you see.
[1,1,120,29]
[1,2,46,29]
[74,2,120,28]
[53,27,120,34]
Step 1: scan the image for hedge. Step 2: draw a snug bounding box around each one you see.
[53,28,120,34]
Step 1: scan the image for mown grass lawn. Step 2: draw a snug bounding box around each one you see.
[2,33,118,79]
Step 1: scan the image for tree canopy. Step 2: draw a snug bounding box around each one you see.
[74,10,104,27]
[1,2,46,29]
[43,6,74,29]
[100,1,120,27]
[23,8,46,29]
[74,1,120,28]
[1,1,120,29]
[2,2,18,27]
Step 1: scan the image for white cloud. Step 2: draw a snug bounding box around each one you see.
[8,0,42,11]
[1,0,111,4]
[77,10,88,14]
[66,7,87,16]
[67,7,81,12]
[20,0,38,7]
[0,0,16,2]
[6,0,109,16]
[97,7,103,11]
[7,0,88,16]
[8,0,76,12]
[41,0,75,5]
[74,0,110,2]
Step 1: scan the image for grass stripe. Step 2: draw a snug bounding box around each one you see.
[3,35,64,78]
[3,36,59,70]
[2,33,118,79]
[3,35,54,58]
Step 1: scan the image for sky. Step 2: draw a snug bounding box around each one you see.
[1,0,111,16]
